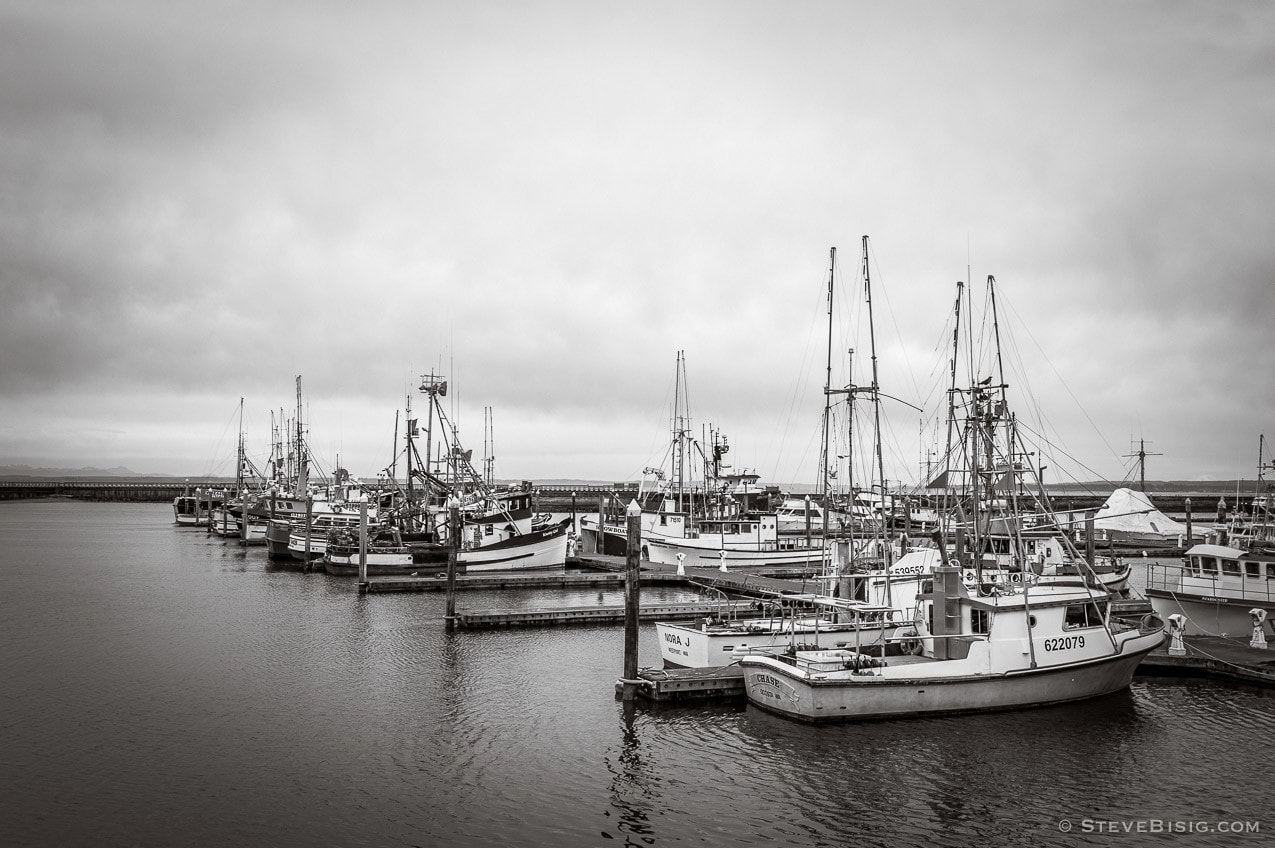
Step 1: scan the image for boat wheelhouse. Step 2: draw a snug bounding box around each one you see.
[1146,543,1275,637]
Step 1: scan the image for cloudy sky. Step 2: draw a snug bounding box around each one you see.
[2,1,1272,488]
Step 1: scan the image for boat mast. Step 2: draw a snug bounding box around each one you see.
[236,397,245,496]
[861,235,893,604]
[864,236,888,546]
[294,376,307,499]
[403,393,412,514]
[941,281,964,538]
[484,406,495,488]
[820,247,835,509]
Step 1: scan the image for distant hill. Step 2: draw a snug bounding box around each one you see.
[0,464,171,479]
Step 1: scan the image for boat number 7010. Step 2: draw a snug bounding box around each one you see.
[1043,635,1085,651]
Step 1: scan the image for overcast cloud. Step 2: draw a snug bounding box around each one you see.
[1,1,1272,487]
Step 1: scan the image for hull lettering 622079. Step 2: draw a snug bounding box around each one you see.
[1043,635,1085,651]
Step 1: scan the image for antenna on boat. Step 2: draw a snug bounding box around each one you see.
[1123,438,1161,493]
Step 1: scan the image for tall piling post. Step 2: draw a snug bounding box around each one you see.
[804,494,812,551]
[358,500,369,587]
[1085,509,1096,567]
[597,494,606,555]
[620,500,642,701]
[304,495,314,567]
[445,505,460,631]
[240,492,250,544]
[1184,497,1192,547]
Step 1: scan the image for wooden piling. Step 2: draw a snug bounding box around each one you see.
[1085,509,1096,566]
[304,495,313,564]
[358,501,369,585]
[804,494,812,551]
[620,500,642,701]
[1185,497,1192,546]
[445,505,460,631]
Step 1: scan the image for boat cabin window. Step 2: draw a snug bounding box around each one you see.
[1245,562,1261,579]
[1267,563,1275,580]
[484,524,493,536]
[1222,560,1241,577]
[971,608,990,634]
[1199,557,1219,576]
[1064,602,1106,630]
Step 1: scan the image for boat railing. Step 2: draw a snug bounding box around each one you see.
[1147,561,1275,604]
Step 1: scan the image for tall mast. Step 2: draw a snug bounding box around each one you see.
[864,236,887,541]
[294,376,307,498]
[484,406,495,487]
[236,397,245,494]
[941,281,964,532]
[820,247,836,505]
[403,393,412,509]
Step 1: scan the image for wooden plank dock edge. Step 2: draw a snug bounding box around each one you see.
[455,600,755,629]
[621,635,1275,705]
[615,665,747,703]
[1136,635,1275,686]
[358,571,686,594]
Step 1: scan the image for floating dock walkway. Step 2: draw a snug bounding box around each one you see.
[617,634,1275,704]
[456,600,758,629]
[1137,635,1275,686]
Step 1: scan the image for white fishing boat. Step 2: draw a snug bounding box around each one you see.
[740,565,1164,722]
[322,525,415,575]
[457,519,569,572]
[172,489,224,526]
[774,497,853,535]
[656,595,911,668]
[1145,543,1275,637]
[739,262,1165,721]
[646,513,825,571]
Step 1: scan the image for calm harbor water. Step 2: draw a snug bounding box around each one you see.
[0,501,1270,847]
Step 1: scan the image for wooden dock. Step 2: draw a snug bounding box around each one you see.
[358,570,686,594]
[617,634,1275,705]
[616,665,747,703]
[1136,635,1275,686]
[455,600,757,629]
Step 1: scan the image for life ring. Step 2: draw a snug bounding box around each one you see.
[898,631,922,655]
[1009,572,1022,583]
[962,569,976,583]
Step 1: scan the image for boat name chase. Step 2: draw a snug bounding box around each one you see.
[755,673,787,689]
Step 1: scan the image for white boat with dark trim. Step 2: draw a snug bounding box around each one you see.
[656,595,910,668]
[739,565,1164,722]
[645,514,825,571]
[1146,543,1275,637]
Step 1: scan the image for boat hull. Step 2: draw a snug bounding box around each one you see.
[657,619,900,668]
[647,538,824,570]
[741,636,1163,723]
[1147,590,1275,638]
[458,523,568,572]
[322,549,415,576]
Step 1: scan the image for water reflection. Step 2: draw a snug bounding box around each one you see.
[605,700,657,845]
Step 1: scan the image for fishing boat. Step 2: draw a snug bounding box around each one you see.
[321,525,415,575]
[455,518,570,572]
[740,565,1165,722]
[172,489,225,526]
[656,594,911,668]
[1145,543,1275,638]
[739,264,1165,721]
[580,354,764,557]
[645,514,826,571]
